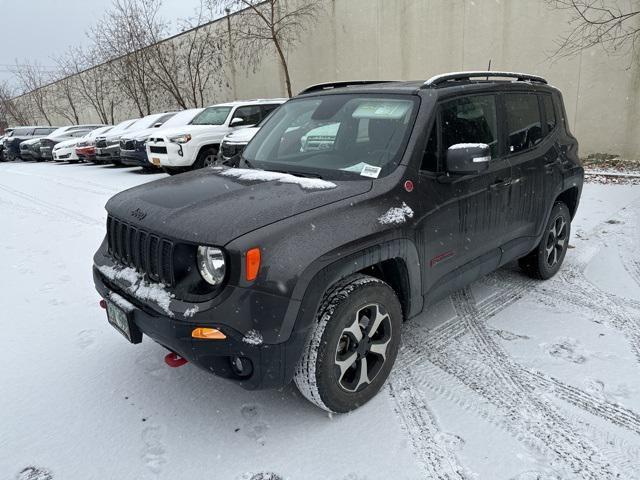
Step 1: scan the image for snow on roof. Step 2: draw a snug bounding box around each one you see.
[206,98,288,108]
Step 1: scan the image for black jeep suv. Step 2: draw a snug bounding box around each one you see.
[93,72,582,412]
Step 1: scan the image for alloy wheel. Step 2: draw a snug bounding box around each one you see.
[334,304,393,393]
[203,154,217,167]
[545,215,568,267]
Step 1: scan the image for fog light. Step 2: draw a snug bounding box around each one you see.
[230,356,253,378]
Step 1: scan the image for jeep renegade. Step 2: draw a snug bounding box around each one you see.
[93,72,583,412]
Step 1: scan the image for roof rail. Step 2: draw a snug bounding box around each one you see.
[298,80,397,95]
[422,71,547,88]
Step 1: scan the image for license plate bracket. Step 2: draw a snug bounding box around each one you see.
[106,300,143,344]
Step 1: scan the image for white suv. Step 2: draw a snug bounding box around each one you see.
[146,99,286,174]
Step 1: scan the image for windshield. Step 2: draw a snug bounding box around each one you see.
[191,106,232,126]
[242,94,418,180]
[160,108,204,128]
[127,113,170,132]
[107,119,139,136]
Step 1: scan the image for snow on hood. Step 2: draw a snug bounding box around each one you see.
[54,138,82,150]
[105,166,371,246]
[121,127,158,142]
[216,167,337,190]
[223,127,260,144]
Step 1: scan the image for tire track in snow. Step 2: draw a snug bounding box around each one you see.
[449,287,619,479]
[388,368,469,480]
[0,182,102,227]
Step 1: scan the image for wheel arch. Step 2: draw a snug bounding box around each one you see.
[556,186,579,219]
[280,238,423,384]
[196,142,220,159]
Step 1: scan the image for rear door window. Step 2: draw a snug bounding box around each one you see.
[440,95,498,158]
[505,93,543,154]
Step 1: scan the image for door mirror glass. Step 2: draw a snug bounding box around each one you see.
[446,143,491,175]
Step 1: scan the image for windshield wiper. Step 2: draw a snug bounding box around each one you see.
[273,169,324,180]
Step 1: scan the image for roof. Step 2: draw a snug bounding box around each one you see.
[206,98,289,108]
[297,72,553,97]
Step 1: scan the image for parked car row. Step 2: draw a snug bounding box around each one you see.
[1,98,286,173]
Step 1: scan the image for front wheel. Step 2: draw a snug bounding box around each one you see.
[294,274,402,413]
[192,147,218,170]
[519,201,571,280]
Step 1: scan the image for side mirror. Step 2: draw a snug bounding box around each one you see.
[446,143,491,175]
[153,122,163,128]
[230,117,246,128]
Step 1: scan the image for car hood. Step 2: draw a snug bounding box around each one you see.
[105,167,372,246]
[122,127,158,142]
[150,124,226,139]
[54,138,80,149]
[223,127,259,144]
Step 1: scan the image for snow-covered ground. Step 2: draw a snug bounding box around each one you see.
[1,161,640,480]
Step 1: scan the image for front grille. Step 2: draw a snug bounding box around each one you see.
[106,216,175,286]
[149,146,167,154]
[96,138,107,148]
[120,139,135,150]
[221,142,246,159]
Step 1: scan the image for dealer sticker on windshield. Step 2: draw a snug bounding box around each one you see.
[360,165,382,178]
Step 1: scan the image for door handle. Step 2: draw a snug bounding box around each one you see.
[490,178,512,190]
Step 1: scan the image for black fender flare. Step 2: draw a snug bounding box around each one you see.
[279,237,422,383]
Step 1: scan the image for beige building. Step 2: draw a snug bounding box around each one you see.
[14,0,640,157]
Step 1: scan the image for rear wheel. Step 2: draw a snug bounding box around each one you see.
[192,147,218,170]
[294,274,402,413]
[519,201,571,280]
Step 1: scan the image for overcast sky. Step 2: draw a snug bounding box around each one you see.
[0,0,205,88]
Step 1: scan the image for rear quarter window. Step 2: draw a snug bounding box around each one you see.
[504,93,543,154]
[542,94,557,132]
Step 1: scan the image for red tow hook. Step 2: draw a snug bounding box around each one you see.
[164,352,188,368]
[99,299,107,309]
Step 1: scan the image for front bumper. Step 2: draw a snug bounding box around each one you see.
[146,140,195,167]
[53,148,78,161]
[40,147,53,160]
[93,264,306,390]
[96,145,121,163]
[121,148,149,167]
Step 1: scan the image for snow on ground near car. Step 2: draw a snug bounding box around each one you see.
[1,161,640,480]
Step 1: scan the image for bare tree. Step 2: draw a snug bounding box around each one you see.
[54,47,120,124]
[50,74,82,125]
[12,61,54,125]
[89,0,160,116]
[211,0,324,97]
[141,2,228,108]
[0,81,34,125]
[547,0,640,57]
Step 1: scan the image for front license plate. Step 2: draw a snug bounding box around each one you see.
[152,157,160,165]
[106,300,140,343]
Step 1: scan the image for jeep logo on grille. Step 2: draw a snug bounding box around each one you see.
[131,208,147,220]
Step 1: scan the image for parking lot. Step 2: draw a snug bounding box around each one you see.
[2,161,640,480]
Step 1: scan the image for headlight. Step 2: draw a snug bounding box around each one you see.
[197,246,226,286]
[169,134,192,144]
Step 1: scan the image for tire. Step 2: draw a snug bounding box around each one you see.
[519,201,571,280]
[294,274,402,413]
[192,147,218,170]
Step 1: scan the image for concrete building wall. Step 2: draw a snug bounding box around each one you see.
[18,0,640,157]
